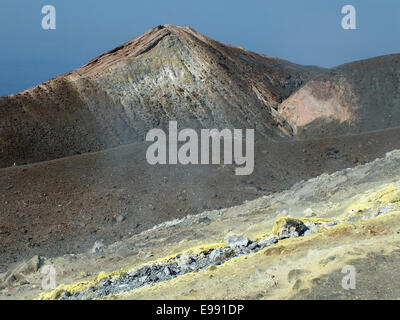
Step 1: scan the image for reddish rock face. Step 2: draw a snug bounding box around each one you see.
[279,54,400,139]
[279,80,357,133]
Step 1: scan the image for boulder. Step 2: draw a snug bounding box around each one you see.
[272,217,308,239]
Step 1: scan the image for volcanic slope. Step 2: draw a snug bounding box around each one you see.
[0,24,323,168]
[1,125,400,268]
[3,149,400,300]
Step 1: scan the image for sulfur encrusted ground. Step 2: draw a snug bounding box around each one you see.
[3,150,400,300]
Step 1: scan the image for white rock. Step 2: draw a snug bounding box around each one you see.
[91,241,106,253]
[226,235,250,248]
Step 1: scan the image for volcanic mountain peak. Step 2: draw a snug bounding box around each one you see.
[69,23,322,110]
[73,24,320,79]
[74,25,172,76]
[0,25,322,168]
[73,25,203,76]
[2,24,398,168]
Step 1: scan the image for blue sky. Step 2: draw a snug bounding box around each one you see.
[0,0,399,96]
